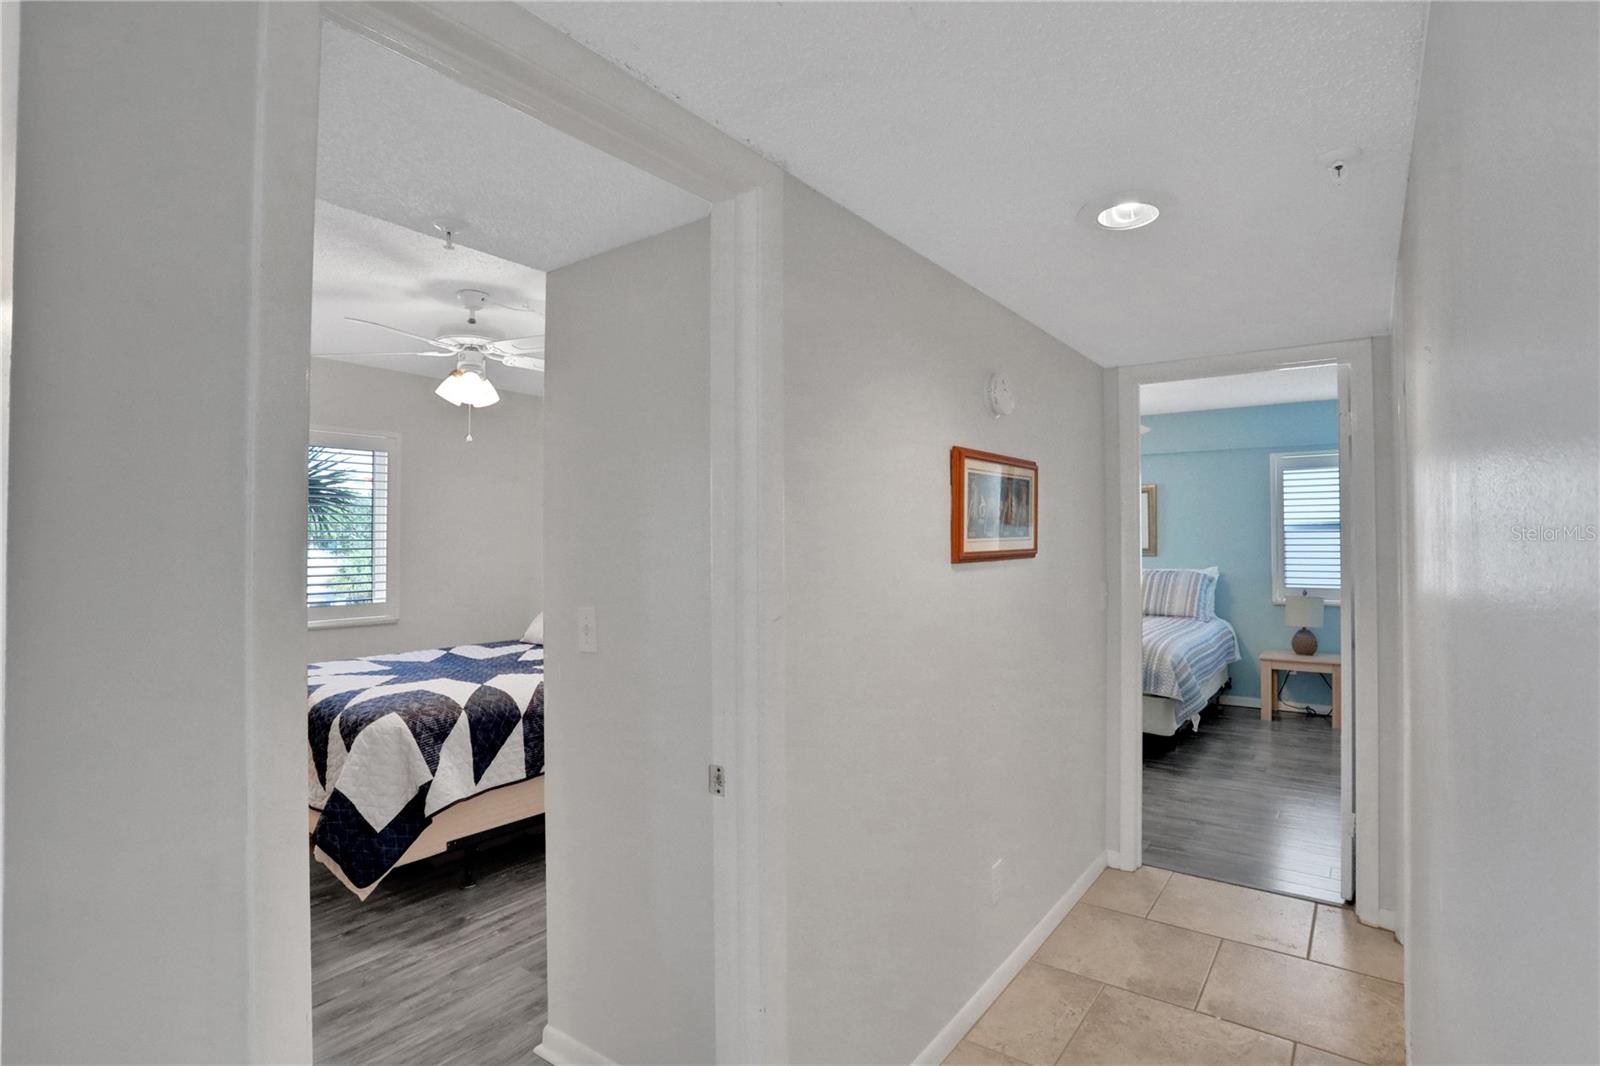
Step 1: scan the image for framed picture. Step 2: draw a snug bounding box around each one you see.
[1140,483,1158,556]
[950,446,1039,563]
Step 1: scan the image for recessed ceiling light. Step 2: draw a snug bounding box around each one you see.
[1097,201,1160,231]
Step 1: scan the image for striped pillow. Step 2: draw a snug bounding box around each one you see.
[1141,567,1218,619]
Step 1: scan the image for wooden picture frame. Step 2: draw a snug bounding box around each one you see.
[1141,483,1158,556]
[950,446,1039,563]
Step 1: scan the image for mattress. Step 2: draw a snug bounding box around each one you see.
[1143,663,1230,736]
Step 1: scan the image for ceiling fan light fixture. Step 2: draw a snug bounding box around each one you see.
[1096,200,1160,231]
[435,367,500,408]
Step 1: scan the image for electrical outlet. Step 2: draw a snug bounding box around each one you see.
[990,858,1004,906]
[578,606,598,653]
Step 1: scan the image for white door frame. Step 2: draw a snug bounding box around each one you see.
[0,2,17,1046]
[1106,338,1382,925]
[309,5,788,1061]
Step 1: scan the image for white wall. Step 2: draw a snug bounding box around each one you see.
[1395,4,1599,1062]
[307,358,543,662]
[5,3,318,1061]
[542,219,716,1064]
[1369,334,1404,930]
[0,2,19,1046]
[779,177,1107,1063]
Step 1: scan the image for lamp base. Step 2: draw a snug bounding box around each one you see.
[1292,627,1319,656]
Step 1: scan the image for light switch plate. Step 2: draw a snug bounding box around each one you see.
[578,606,598,653]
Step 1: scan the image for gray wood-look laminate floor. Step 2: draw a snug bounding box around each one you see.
[1142,703,1344,904]
[311,822,547,1066]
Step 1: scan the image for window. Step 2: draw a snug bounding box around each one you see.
[307,429,399,628]
[1271,450,1340,604]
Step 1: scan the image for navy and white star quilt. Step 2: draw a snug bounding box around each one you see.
[307,640,545,895]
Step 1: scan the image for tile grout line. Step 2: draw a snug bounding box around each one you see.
[1064,901,1401,988]
[1143,863,1344,910]
[1089,882,1396,1055]
[962,963,1109,1064]
[1179,947,1402,1063]
[1077,900,1311,961]
[1192,935,1224,1011]
[1049,981,1107,1066]
[1180,986,1351,1058]
[1065,981,1343,1060]
[960,966,1023,1055]
[1298,1036,1381,1064]
[1097,875,1400,980]
[1142,870,1174,917]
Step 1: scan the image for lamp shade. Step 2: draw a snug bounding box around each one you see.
[1284,593,1325,629]
[435,368,501,408]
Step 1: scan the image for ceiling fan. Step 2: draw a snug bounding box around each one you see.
[320,288,545,410]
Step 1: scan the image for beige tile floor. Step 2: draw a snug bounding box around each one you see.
[948,867,1405,1066]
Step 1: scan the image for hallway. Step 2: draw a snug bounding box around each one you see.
[948,867,1403,1065]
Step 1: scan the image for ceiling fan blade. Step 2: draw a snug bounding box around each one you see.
[491,353,546,371]
[313,350,453,359]
[487,335,545,355]
[344,316,445,347]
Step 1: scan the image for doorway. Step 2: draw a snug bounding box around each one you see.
[291,6,786,1064]
[1107,339,1383,924]
[1135,369,1347,902]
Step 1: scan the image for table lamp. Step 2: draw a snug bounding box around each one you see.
[1285,593,1325,655]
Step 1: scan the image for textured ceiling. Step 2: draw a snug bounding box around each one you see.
[1140,365,1339,415]
[314,19,718,397]
[527,2,1428,366]
[312,201,549,395]
[316,20,709,273]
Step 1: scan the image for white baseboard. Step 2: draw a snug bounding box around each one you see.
[913,851,1109,1065]
[1373,908,1400,938]
[536,1026,616,1066]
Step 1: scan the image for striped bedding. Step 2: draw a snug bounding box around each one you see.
[1142,615,1240,725]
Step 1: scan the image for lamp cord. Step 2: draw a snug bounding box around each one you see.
[1276,671,1335,717]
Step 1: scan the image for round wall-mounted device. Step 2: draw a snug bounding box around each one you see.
[987,372,1017,418]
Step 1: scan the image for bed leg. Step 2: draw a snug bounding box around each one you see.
[460,843,478,890]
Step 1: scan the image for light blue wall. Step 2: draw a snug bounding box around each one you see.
[1141,400,1339,703]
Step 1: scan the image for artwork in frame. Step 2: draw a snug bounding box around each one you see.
[1141,483,1158,557]
[950,446,1039,563]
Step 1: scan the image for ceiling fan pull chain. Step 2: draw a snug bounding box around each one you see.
[465,404,474,444]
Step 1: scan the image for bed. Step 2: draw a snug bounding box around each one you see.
[307,640,545,898]
[1141,567,1241,736]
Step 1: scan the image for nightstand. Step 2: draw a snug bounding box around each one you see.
[1259,649,1342,728]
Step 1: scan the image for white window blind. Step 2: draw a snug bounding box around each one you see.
[1271,450,1341,603]
[308,429,399,628]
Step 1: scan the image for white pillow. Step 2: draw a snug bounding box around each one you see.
[522,612,544,645]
